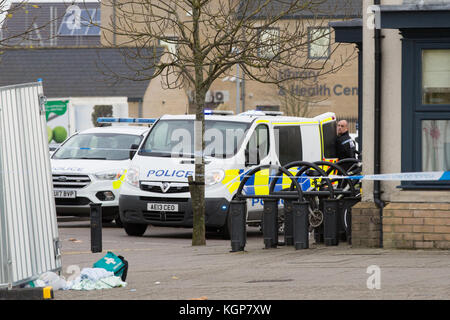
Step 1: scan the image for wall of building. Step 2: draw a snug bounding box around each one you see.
[101,3,359,122]
[357,0,450,249]
[362,0,450,203]
[382,203,450,249]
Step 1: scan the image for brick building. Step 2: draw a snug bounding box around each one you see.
[101,0,362,127]
[333,0,450,249]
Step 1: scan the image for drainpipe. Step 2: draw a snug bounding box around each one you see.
[357,42,363,157]
[373,0,385,247]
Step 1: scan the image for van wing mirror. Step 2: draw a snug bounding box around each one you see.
[129,144,139,159]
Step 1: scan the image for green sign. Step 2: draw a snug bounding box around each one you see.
[45,100,69,121]
[45,100,69,144]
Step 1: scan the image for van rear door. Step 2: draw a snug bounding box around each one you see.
[320,119,338,162]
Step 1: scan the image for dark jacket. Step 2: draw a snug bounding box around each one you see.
[336,131,356,160]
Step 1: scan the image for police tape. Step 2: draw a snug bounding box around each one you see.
[328,171,450,181]
[221,171,450,184]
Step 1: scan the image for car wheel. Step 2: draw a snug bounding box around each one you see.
[123,222,148,236]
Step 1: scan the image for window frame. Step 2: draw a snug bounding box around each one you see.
[58,8,101,37]
[246,124,270,165]
[159,36,179,56]
[401,38,450,189]
[257,27,280,60]
[308,27,331,60]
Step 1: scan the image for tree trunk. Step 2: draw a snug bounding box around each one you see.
[190,1,206,246]
[190,88,206,246]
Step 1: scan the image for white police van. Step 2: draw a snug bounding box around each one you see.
[51,118,154,225]
[119,110,338,236]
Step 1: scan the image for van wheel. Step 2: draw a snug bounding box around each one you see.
[123,222,148,236]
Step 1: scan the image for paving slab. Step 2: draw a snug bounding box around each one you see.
[53,222,450,300]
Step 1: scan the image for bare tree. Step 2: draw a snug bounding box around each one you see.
[100,0,357,245]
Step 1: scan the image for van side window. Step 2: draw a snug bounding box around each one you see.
[274,126,302,166]
[246,124,270,165]
[322,121,337,158]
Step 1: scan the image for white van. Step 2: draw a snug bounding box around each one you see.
[119,111,338,236]
[51,119,152,225]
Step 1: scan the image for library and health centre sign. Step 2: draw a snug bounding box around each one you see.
[277,69,358,97]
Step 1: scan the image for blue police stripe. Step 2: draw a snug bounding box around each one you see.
[439,171,450,181]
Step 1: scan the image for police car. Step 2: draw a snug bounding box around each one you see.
[118,110,338,237]
[51,119,153,225]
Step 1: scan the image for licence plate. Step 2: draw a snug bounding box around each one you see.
[54,190,76,198]
[147,203,179,212]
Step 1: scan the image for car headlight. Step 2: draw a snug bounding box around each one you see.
[205,169,225,186]
[125,167,140,188]
[94,169,125,180]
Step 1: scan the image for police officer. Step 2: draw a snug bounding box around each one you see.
[336,120,356,161]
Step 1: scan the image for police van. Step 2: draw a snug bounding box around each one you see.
[50,118,154,225]
[119,110,338,237]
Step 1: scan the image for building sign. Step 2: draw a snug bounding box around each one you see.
[277,69,358,97]
[45,100,69,146]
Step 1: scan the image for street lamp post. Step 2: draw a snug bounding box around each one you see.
[223,64,245,114]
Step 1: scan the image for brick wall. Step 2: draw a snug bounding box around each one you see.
[351,202,382,248]
[383,203,450,250]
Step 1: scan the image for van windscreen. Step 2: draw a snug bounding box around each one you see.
[140,119,250,158]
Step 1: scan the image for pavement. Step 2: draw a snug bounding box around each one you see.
[53,223,450,301]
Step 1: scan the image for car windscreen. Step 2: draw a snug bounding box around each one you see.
[52,132,143,160]
[139,119,250,158]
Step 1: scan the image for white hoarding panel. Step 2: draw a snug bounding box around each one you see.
[0,82,61,288]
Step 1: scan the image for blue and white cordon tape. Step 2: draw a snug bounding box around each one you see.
[327,171,450,181]
[227,171,450,186]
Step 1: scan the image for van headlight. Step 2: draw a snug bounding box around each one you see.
[94,169,124,180]
[125,167,140,188]
[205,169,225,186]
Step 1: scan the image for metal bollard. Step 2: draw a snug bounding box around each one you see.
[293,201,310,249]
[323,199,340,246]
[90,203,102,253]
[263,199,278,249]
[338,197,360,244]
[230,199,247,252]
[283,199,294,246]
